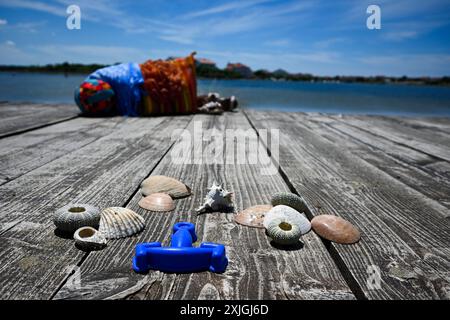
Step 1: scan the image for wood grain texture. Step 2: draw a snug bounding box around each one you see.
[245,110,450,300]
[297,113,450,210]
[0,103,79,138]
[330,114,450,162]
[54,112,355,300]
[0,117,125,185]
[0,115,192,299]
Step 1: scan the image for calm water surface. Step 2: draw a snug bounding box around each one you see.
[1,72,450,116]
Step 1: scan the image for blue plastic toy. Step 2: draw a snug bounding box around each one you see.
[132,222,228,273]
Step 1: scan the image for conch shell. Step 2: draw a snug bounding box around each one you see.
[196,182,233,214]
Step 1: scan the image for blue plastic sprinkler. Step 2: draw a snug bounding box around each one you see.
[132,222,228,273]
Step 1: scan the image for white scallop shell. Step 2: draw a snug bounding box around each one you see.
[263,205,311,235]
[266,217,302,245]
[73,226,107,251]
[98,207,145,239]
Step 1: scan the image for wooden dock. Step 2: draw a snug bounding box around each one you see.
[0,102,449,300]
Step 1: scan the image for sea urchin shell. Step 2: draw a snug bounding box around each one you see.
[99,207,145,239]
[266,217,302,245]
[263,205,311,235]
[53,204,100,233]
[271,192,307,213]
[73,226,107,251]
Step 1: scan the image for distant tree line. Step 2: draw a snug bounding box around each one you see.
[1,62,449,86]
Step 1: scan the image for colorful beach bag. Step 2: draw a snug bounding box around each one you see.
[139,52,197,115]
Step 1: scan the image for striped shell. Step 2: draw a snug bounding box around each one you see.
[141,175,191,199]
[99,207,145,239]
[234,204,272,228]
[138,193,175,212]
[271,192,307,213]
[263,205,311,235]
[73,226,107,251]
[53,204,100,233]
[266,217,302,245]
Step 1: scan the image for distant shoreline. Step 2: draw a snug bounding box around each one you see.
[1,63,449,87]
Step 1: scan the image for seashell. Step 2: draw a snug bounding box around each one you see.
[311,214,360,244]
[53,204,100,233]
[73,226,107,251]
[271,192,307,213]
[263,205,311,235]
[234,204,272,228]
[266,217,302,245]
[138,192,175,212]
[196,181,233,214]
[99,207,145,239]
[141,175,191,199]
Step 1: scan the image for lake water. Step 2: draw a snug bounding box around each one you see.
[1,72,450,116]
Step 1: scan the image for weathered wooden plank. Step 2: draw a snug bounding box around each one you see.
[331,114,450,162]
[54,112,355,300]
[0,103,79,138]
[246,110,450,300]
[0,117,125,185]
[298,114,450,210]
[0,115,192,299]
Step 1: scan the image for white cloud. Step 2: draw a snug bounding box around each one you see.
[0,18,7,25]
[182,0,273,19]
[263,39,291,47]
[5,40,15,46]
[0,0,65,17]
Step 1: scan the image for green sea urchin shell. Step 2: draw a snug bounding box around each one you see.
[271,192,307,213]
[266,217,302,245]
[53,204,100,233]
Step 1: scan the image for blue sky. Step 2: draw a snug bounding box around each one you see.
[0,0,449,76]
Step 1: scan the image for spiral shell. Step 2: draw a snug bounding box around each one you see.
[271,192,307,213]
[266,217,302,245]
[263,205,311,235]
[141,175,191,199]
[73,226,107,251]
[53,204,100,233]
[99,207,145,239]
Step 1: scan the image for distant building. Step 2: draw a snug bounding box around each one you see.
[226,62,253,78]
[195,58,217,68]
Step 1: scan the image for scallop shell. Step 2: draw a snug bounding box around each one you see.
[271,192,307,213]
[311,214,360,244]
[99,207,145,239]
[263,205,311,235]
[53,204,100,233]
[266,217,302,245]
[138,193,175,212]
[141,175,191,199]
[73,226,107,251]
[234,204,272,228]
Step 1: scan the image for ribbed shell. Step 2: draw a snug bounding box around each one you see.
[271,192,307,213]
[141,175,191,199]
[99,207,145,239]
[53,204,100,233]
[266,217,302,245]
[263,205,311,235]
[138,193,175,212]
[73,226,107,251]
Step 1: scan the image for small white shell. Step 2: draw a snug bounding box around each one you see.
[263,205,311,235]
[53,204,100,233]
[73,226,107,251]
[266,217,302,245]
[99,207,145,239]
